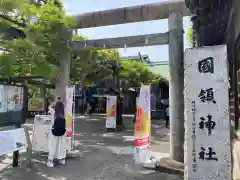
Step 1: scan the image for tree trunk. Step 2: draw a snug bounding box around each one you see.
[113,71,123,126]
[55,30,72,104]
[116,96,122,125]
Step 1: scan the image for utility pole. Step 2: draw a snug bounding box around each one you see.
[168,12,184,162]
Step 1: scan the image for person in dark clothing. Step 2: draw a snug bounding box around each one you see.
[54,97,65,119]
[116,96,124,126]
[89,97,99,114]
[52,97,66,136]
[165,107,169,128]
[85,87,93,115]
[47,97,66,168]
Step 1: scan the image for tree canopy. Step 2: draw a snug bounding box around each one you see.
[0,1,74,79]
[120,60,163,87]
[0,0,166,89]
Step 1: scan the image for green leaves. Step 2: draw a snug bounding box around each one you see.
[0,0,163,89]
[187,26,193,47]
[0,0,74,80]
[0,0,27,12]
[0,0,121,84]
[120,61,164,87]
[70,44,120,84]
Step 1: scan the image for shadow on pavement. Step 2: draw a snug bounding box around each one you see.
[0,115,181,180]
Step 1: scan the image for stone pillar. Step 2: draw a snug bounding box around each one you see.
[55,29,72,104]
[168,12,184,162]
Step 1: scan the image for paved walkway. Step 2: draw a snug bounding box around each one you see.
[0,115,181,180]
[233,131,240,180]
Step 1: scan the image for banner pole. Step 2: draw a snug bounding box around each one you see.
[72,85,75,150]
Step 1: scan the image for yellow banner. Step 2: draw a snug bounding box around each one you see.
[106,96,117,129]
[66,114,73,136]
[134,107,151,136]
[107,104,116,117]
[133,85,151,164]
[65,87,74,137]
[134,85,151,137]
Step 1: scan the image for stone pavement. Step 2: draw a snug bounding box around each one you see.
[0,115,182,180]
[233,131,240,180]
[233,140,240,180]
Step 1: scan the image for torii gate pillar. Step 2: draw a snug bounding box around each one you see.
[168,12,184,162]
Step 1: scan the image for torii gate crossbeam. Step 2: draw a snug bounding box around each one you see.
[71,32,169,50]
[72,0,189,29]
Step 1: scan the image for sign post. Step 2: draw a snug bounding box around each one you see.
[106,96,117,130]
[184,45,231,180]
[133,84,151,164]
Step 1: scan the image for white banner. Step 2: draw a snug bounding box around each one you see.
[133,85,151,164]
[106,96,117,129]
[0,85,7,113]
[0,128,27,156]
[65,86,75,151]
[65,87,74,137]
[184,45,231,180]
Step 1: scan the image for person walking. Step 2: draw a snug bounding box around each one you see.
[85,102,92,116]
[85,87,92,116]
[47,97,67,168]
[165,107,169,128]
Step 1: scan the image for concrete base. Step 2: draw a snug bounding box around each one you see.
[116,124,126,132]
[156,157,184,175]
[19,159,34,172]
[66,150,81,158]
[143,156,184,175]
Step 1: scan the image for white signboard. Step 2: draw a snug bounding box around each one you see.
[0,128,27,156]
[106,96,117,129]
[32,115,53,152]
[184,45,231,180]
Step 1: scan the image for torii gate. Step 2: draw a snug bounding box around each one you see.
[58,0,189,163]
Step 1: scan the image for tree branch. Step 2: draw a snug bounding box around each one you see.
[0,14,25,27]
